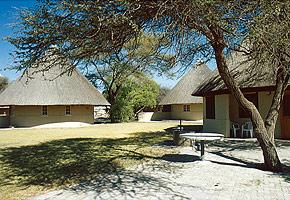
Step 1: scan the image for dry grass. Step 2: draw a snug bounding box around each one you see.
[0,122,181,148]
[0,122,187,200]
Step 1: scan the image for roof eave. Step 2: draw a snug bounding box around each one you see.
[192,85,289,97]
[0,103,111,106]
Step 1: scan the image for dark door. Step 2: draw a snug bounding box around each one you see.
[281,94,290,139]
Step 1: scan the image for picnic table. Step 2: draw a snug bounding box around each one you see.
[180,132,224,160]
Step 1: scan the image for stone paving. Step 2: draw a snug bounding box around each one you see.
[30,139,290,200]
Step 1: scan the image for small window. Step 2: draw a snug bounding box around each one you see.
[65,106,71,115]
[42,106,48,116]
[239,93,258,118]
[183,105,190,112]
[206,96,215,119]
[162,105,171,112]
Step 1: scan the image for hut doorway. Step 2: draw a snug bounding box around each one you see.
[0,106,10,128]
[281,93,290,139]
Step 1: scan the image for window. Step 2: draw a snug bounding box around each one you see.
[206,96,215,119]
[183,104,190,112]
[65,106,71,115]
[162,105,171,112]
[0,107,9,116]
[239,93,258,118]
[283,95,290,116]
[42,106,48,116]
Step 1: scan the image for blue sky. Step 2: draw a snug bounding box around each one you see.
[0,0,36,79]
[0,0,215,89]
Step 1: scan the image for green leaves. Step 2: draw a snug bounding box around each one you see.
[111,75,160,122]
[247,1,290,72]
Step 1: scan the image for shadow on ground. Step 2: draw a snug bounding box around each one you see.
[207,139,290,183]
[0,128,202,199]
[211,139,260,152]
[62,169,194,200]
[161,154,200,163]
[0,131,176,189]
[1,128,290,198]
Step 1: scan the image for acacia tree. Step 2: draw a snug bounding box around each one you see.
[83,33,173,121]
[8,0,290,171]
[110,75,160,122]
[247,2,290,143]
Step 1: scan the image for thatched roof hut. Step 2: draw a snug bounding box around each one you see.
[159,62,212,105]
[192,52,290,139]
[0,59,109,106]
[192,51,288,96]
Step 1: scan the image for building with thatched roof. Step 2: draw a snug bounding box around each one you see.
[0,57,109,128]
[192,52,290,139]
[151,62,212,121]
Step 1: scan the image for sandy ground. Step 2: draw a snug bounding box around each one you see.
[32,122,93,129]
[30,140,290,200]
[0,120,202,130]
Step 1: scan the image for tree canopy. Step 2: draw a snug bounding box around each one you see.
[83,32,173,122]
[109,74,160,122]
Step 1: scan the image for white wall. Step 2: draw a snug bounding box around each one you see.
[204,92,283,138]
[203,95,231,137]
[149,103,204,121]
[170,103,203,121]
[138,112,154,122]
[10,105,94,127]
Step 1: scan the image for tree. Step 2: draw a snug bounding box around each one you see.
[83,33,173,122]
[8,0,290,171]
[0,76,8,93]
[247,2,290,143]
[110,75,159,122]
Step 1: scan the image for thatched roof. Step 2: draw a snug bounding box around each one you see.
[0,57,110,106]
[192,51,285,96]
[159,63,212,105]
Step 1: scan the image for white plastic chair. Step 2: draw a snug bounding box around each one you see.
[241,122,253,138]
[231,123,240,138]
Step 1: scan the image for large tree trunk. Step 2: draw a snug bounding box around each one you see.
[107,91,117,123]
[212,38,283,172]
[108,84,123,123]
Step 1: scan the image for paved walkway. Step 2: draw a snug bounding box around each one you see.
[30,140,290,200]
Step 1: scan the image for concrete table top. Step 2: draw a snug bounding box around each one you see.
[180,132,224,160]
[180,132,224,141]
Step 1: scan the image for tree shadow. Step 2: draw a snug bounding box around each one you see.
[275,139,290,148]
[209,151,259,169]
[280,166,290,183]
[161,154,200,163]
[1,130,290,198]
[211,139,260,152]
[62,166,195,200]
[207,140,290,183]
[0,130,205,199]
[0,138,119,188]
[0,131,175,190]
